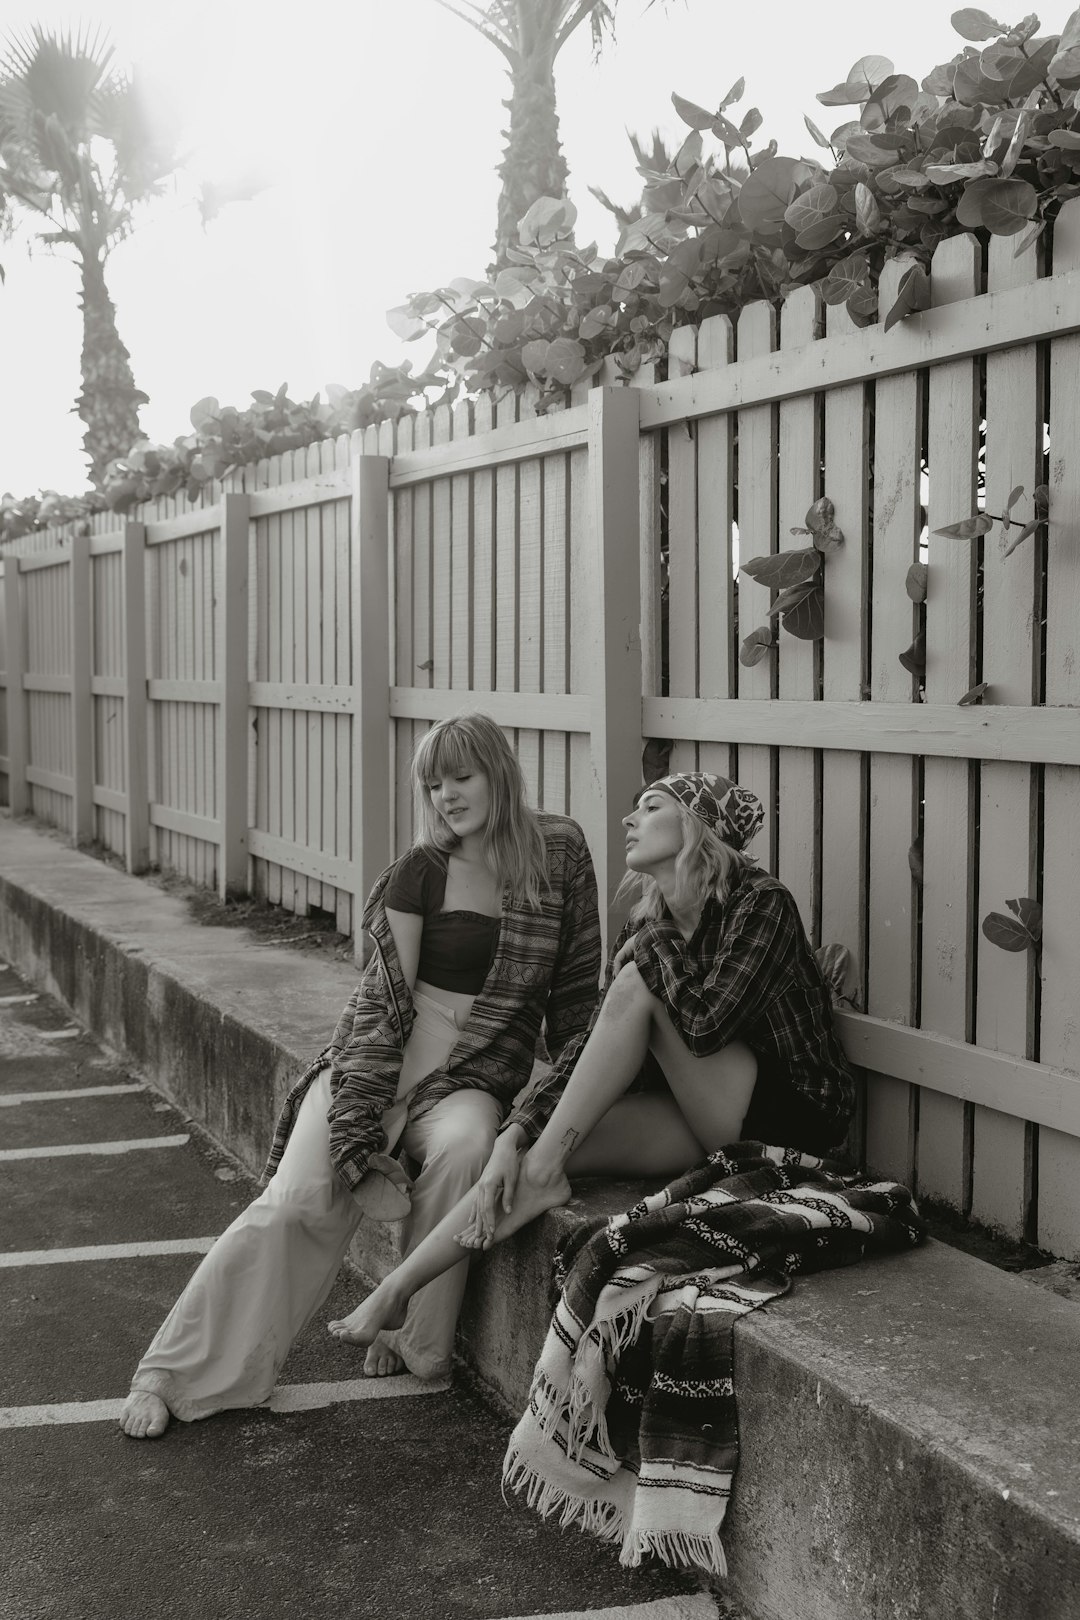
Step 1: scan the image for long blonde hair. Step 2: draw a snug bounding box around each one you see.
[616,798,756,925]
[412,713,549,909]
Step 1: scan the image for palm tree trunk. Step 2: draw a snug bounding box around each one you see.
[76,253,148,489]
[493,42,571,269]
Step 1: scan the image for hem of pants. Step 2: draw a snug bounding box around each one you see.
[129,1368,268,1424]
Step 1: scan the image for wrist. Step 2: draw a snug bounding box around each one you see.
[499,1122,528,1152]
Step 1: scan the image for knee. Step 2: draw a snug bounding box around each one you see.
[422,1121,497,1181]
[606,959,657,1010]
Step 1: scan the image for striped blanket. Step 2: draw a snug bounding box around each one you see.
[502,1143,925,1577]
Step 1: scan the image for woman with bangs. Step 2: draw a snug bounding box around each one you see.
[120,712,601,1438]
[326,771,856,1350]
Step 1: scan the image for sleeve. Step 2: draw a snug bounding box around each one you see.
[382,846,439,916]
[633,885,799,1057]
[504,913,633,1146]
[540,825,603,1065]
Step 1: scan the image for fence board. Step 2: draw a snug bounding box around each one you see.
[776,287,821,938]
[694,315,736,783]
[969,233,1043,1238]
[820,299,868,1002]
[1036,198,1080,1256]
[734,303,778,872]
[863,258,925,1185]
[666,324,699,780]
[896,239,976,1211]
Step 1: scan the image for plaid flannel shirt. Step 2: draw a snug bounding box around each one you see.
[505,865,855,1149]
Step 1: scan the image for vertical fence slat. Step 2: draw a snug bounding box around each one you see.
[3,556,28,815]
[970,232,1044,1239]
[1032,198,1080,1256]
[820,299,869,992]
[217,494,250,899]
[695,315,736,782]
[123,522,150,872]
[863,258,926,1185]
[666,324,699,779]
[919,236,982,1209]
[586,386,642,930]
[70,535,93,844]
[776,287,822,939]
[351,447,392,959]
[734,304,778,872]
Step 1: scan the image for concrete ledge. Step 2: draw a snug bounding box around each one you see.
[2,817,1079,1620]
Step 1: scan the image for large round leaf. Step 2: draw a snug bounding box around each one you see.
[739,157,814,236]
[956,176,1037,234]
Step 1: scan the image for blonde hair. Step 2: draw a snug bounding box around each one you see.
[616,797,756,924]
[412,712,549,909]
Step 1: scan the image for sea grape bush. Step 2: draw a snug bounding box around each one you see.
[7,7,1080,539]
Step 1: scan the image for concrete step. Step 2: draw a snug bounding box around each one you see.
[1,815,1077,1620]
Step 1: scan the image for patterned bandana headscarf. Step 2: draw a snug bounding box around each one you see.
[645,772,764,852]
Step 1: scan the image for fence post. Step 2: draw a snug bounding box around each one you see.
[2,555,28,816]
[351,443,392,961]
[122,521,150,873]
[587,385,643,927]
[217,493,250,900]
[69,533,94,845]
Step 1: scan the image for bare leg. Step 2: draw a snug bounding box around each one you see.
[329,965,759,1332]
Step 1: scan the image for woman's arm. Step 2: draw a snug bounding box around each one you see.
[384,906,423,993]
[633,884,797,1056]
[542,830,603,1062]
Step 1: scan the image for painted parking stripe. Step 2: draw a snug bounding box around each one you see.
[497,1601,718,1620]
[0,1237,219,1268]
[0,1375,452,1428]
[0,1084,147,1107]
[0,993,39,1005]
[35,1028,82,1041]
[0,1134,189,1161]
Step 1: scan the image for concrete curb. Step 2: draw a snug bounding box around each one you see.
[2,817,1079,1620]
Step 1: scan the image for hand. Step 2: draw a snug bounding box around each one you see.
[610,933,639,976]
[456,1127,526,1250]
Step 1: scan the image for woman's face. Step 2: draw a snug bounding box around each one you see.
[428,763,492,841]
[622,790,685,874]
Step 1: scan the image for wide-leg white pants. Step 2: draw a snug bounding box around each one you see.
[129,994,499,1419]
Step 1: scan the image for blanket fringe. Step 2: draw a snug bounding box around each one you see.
[619,1527,728,1579]
[503,1450,624,1544]
[556,1291,656,1463]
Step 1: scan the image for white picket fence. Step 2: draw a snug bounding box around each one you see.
[3,204,1080,1256]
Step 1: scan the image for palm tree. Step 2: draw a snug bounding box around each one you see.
[435,0,662,268]
[0,26,182,488]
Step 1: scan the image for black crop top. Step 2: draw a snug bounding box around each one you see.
[383,846,500,994]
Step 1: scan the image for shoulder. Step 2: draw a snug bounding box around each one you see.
[724,867,801,925]
[382,844,447,912]
[535,814,595,885]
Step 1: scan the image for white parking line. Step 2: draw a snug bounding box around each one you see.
[0,1135,189,1161]
[0,1375,452,1428]
[35,1028,82,1041]
[0,1237,219,1267]
[496,1601,718,1620]
[0,1084,147,1107]
[0,993,39,1005]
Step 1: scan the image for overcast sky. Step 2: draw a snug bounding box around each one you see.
[0,0,1037,496]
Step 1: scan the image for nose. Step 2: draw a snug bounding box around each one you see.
[622,811,635,830]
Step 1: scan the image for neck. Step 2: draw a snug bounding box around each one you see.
[455,829,489,866]
[652,869,703,940]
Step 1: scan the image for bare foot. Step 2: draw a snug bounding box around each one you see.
[119,1391,170,1439]
[474,1153,572,1248]
[454,1204,490,1251]
[327,1284,408,1348]
[362,1334,407,1377]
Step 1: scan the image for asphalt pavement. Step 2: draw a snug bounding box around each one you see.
[0,957,727,1620]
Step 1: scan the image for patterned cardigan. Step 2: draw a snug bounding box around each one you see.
[264,813,601,1198]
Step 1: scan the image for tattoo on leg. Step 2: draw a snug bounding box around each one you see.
[559,1127,580,1156]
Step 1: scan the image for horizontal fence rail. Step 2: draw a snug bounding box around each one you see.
[4,206,1080,1258]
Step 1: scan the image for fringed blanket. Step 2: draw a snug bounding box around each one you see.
[502,1142,925,1577]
